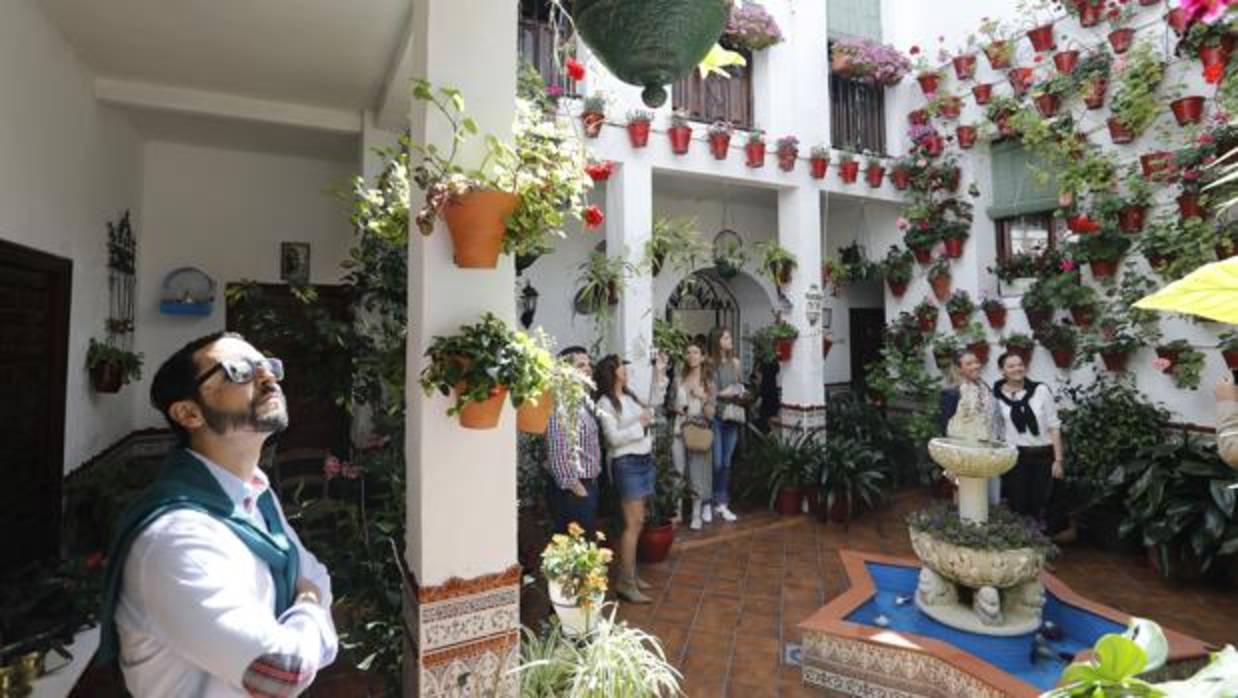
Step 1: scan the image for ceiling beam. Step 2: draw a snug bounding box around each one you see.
[95,78,362,134]
[373,1,416,132]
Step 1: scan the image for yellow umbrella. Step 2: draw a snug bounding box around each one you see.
[1134,257,1238,324]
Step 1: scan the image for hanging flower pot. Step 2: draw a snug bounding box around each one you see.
[1083,78,1108,109]
[627,120,651,148]
[968,341,991,365]
[516,391,554,434]
[1118,205,1146,233]
[838,160,860,183]
[1008,67,1034,96]
[1198,36,1235,70]
[1155,346,1181,366]
[1026,308,1052,330]
[956,125,978,149]
[1069,305,1095,327]
[1224,350,1238,370]
[1177,193,1204,220]
[585,161,614,182]
[822,336,834,358]
[1140,151,1173,180]
[865,164,886,188]
[709,132,731,160]
[984,306,1007,329]
[1170,96,1206,126]
[984,41,1012,69]
[891,167,911,190]
[1101,351,1130,372]
[637,522,674,563]
[1053,50,1080,74]
[908,109,931,125]
[774,261,794,285]
[582,111,605,138]
[1034,93,1061,118]
[1027,24,1056,52]
[606,280,620,306]
[91,361,124,394]
[1106,27,1136,54]
[916,72,941,96]
[668,125,692,154]
[972,82,994,105]
[938,97,962,120]
[1076,1,1103,26]
[810,157,829,179]
[777,147,797,172]
[943,237,965,258]
[1106,117,1135,144]
[443,191,520,269]
[746,142,767,168]
[949,311,970,329]
[1089,259,1117,279]
[888,278,909,297]
[930,274,952,301]
[1051,349,1075,369]
[775,337,795,362]
[1147,253,1174,271]
[1166,8,1189,36]
[953,54,977,80]
[917,313,937,333]
[911,246,933,265]
[921,134,946,157]
[455,384,509,429]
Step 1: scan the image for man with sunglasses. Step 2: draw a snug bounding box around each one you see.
[96,332,336,697]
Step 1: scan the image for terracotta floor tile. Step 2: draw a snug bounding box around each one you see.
[695,607,741,632]
[727,682,779,698]
[663,586,705,608]
[707,577,744,595]
[673,572,709,589]
[655,603,698,625]
[680,674,726,697]
[703,592,743,612]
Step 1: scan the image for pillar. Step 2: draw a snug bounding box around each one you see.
[604,160,654,397]
[403,2,520,696]
[777,186,827,430]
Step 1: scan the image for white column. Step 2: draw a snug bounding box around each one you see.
[605,160,654,397]
[404,2,520,696]
[777,186,826,428]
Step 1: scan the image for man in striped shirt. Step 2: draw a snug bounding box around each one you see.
[545,346,603,535]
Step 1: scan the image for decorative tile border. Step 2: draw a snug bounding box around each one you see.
[776,403,827,432]
[803,634,1005,698]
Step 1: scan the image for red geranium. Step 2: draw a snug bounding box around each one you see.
[566,59,585,82]
[583,205,605,228]
[585,161,614,181]
[1204,63,1225,84]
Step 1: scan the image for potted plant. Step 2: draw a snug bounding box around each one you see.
[1064,0,1105,27]
[1022,279,1057,329]
[668,109,693,155]
[775,134,799,172]
[746,425,818,515]
[540,522,612,636]
[1180,17,1236,71]
[508,329,559,434]
[713,238,748,279]
[768,319,799,362]
[1036,323,1078,369]
[626,109,653,148]
[881,245,914,297]
[1169,94,1207,127]
[755,240,798,285]
[809,145,830,179]
[972,81,995,105]
[575,251,636,311]
[890,156,913,189]
[932,334,963,371]
[1003,332,1035,365]
[419,313,533,429]
[1061,284,1099,327]
[1104,1,1137,54]
[1222,330,1238,370]
[639,436,688,563]
[1117,171,1154,233]
[979,17,1014,69]
[745,130,767,168]
[1025,17,1056,53]
[863,152,885,187]
[962,322,991,364]
[927,257,952,301]
[720,0,785,51]
[944,290,976,329]
[941,222,970,258]
[1031,72,1073,118]
[818,434,888,524]
[980,296,1007,329]
[707,120,733,160]
[1081,328,1141,373]
[910,45,943,96]
[1154,340,1205,390]
[983,96,1022,139]
[956,123,978,149]
[86,339,143,393]
[904,224,938,264]
[1007,64,1035,96]
[1075,49,1112,110]
[644,216,707,277]
[1108,42,1165,143]
[927,91,963,121]
[991,250,1048,295]
[823,244,878,295]
[1053,45,1080,74]
[914,298,940,333]
[837,150,859,183]
[581,92,606,137]
[1071,232,1131,280]
[951,36,979,80]
[829,36,913,86]
[653,318,692,367]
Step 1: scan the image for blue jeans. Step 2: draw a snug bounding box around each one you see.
[712,418,740,505]
[547,479,599,535]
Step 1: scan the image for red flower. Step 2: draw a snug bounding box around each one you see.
[1069,214,1101,233]
[85,552,105,569]
[585,161,614,181]
[583,205,605,229]
[1204,63,1225,84]
[1034,54,1045,63]
[1060,259,1077,272]
[566,59,585,82]
[910,45,921,55]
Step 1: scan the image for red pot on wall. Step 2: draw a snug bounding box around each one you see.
[908,109,931,125]
[888,278,908,297]
[838,160,860,183]
[930,274,952,301]
[1224,350,1238,369]
[1070,305,1095,327]
[775,337,795,362]
[1198,37,1235,70]
[984,307,1007,329]
[865,165,885,188]
[1178,193,1204,220]
[917,72,941,96]
[911,246,933,265]
[1090,259,1117,279]
[581,111,605,138]
[1051,349,1075,369]
[1053,50,1080,74]
[709,132,731,159]
[777,148,798,172]
[1106,117,1135,144]
[91,361,124,394]
[746,142,766,168]
[1170,96,1206,126]
[972,83,994,105]
[984,41,1012,69]
[1077,1,1103,26]
[917,313,938,332]
[1083,79,1108,109]
[1008,67,1034,96]
[1027,24,1056,52]
[1101,351,1130,372]
[1167,8,1189,36]
[823,337,834,358]
[1155,346,1181,367]
[668,125,693,154]
[627,121,651,148]
[1147,253,1174,272]
[949,311,970,329]
[968,341,991,365]
[1025,308,1052,330]
[891,168,911,190]
[1034,93,1061,118]
[1108,28,1136,54]
[943,237,965,258]
[1118,206,1146,233]
[810,157,829,179]
[1140,151,1172,180]
[957,125,977,149]
[920,134,946,157]
[953,54,977,80]
[938,97,962,120]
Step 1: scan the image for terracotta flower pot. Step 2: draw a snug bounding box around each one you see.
[953,54,977,80]
[1089,259,1117,279]
[1118,206,1146,233]
[775,337,795,362]
[1083,78,1108,109]
[1224,350,1238,370]
[984,41,1012,69]
[1008,67,1034,96]
[1027,24,1056,52]
[746,142,766,168]
[938,97,962,120]
[920,134,945,157]
[1101,351,1130,372]
[708,132,731,159]
[1108,28,1136,54]
[1170,96,1206,126]
[984,307,1007,329]
[957,125,977,149]
[1051,349,1075,369]
[1177,193,1204,220]
[865,165,885,188]
[637,523,674,563]
[777,148,798,172]
[972,83,994,105]
[627,120,651,148]
[930,274,951,301]
[668,125,692,154]
[810,157,829,179]
[1034,93,1060,118]
[1025,308,1052,330]
[1198,37,1235,70]
[823,337,833,358]
[516,391,554,434]
[455,385,509,429]
[911,245,933,265]
[1053,50,1080,74]
[1147,253,1173,271]
[91,361,124,394]
[1155,346,1180,368]
[949,311,970,329]
[968,341,991,365]
[996,113,1017,138]
[1147,543,1206,582]
[838,160,859,183]
[917,72,940,96]
[1166,8,1189,36]
[1006,345,1033,366]
[943,237,965,258]
[1140,151,1172,180]
[908,109,930,125]
[888,278,908,297]
[1077,1,1103,26]
[442,191,520,268]
[1106,117,1134,144]
[917,313,938,332]
[582,111,605,138]
[1069,305,1095,327]
[774,487,804,516]
[891,168,911,190]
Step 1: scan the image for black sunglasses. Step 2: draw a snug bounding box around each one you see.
[194,357,285,389]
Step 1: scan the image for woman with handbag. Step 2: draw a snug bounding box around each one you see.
[675,341,717,530]
[709,328,745,522]
[594,354,655,604]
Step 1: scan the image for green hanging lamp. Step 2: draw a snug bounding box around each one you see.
[573,0,731,108]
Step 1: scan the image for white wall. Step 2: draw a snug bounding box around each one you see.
[132,140,356,426]
[0,0,144,472]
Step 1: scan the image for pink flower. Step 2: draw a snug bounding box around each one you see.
[1060,259,1077,272]
[546,85,564,98]
[323,454,342,479]
[1152,357,1172,372]
[1180,0,1235,24]
[897,216,909,230]
[910,45,921,55]
[1199,133,1216,144]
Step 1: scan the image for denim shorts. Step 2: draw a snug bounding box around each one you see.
[612,453,655,501]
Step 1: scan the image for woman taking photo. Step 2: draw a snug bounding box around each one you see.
[594,355,654,604]
[993,352,1064,526]
[939,351,1004,504]
[674,341,717,530]
[709,327,744,523]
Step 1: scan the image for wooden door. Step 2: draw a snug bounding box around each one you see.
[849,308,885,390]
[0,240,71,567]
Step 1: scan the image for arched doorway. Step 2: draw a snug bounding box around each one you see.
[665,270,740,348]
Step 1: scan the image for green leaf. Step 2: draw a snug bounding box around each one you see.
[1094,634,1148,681]
[462,118,478,135]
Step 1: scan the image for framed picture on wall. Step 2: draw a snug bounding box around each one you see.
[280,242,310,285]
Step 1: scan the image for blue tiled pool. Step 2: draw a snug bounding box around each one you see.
[844,562,1124,690]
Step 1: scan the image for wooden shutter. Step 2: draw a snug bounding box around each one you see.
[988,141,1060,219]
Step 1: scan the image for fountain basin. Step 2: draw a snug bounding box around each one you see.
[928,437,1017,479]
[909,528,1044,589]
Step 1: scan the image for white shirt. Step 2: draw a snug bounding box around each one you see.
[596,393,652,459]
[995,383,1061,448]
[115,451,337,697]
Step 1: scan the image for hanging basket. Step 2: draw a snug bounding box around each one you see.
[91,361,124,394]
[627,120,651,148]
[952,54,977,80]
[1053,50,1080,74]
[668,125,693,154]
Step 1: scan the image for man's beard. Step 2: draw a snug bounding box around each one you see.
[199,385,289,436]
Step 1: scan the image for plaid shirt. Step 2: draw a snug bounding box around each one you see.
[546,399,602,489]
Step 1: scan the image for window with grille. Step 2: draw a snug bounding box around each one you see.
[996,213,1065,262]
[829,74,886,154]
[518,0,574,97]
[672,50,754,128]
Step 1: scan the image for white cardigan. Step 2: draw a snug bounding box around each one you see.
[596,392,652,460]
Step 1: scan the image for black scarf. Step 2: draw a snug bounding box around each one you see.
[994,379,1041,436]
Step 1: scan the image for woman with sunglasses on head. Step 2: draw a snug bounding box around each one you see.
[993,351,1064,528]
[674,340,717,530]
[593,354,655,604]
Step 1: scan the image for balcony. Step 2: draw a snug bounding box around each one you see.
[672,52,753,129]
